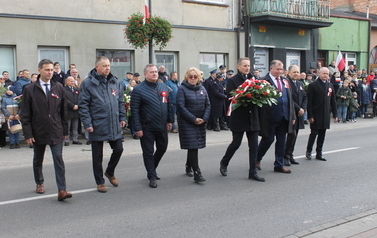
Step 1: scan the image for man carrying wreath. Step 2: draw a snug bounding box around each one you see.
[219,57,265,182]
[257,60,296,174]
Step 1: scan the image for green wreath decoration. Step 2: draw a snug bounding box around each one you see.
[124,12,173,50]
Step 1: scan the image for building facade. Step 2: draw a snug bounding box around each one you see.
[0,0,243,81]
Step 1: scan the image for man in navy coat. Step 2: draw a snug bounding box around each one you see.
[257,60,296,173]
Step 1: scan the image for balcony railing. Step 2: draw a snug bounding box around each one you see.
[247,0,330,21]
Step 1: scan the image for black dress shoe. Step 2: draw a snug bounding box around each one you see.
[219,162,227,176]
[306,151,312,160]
[248,174,265,182]
[290,158,300,165]
[156,174,161,180]
[284,158,291,166]
[72,141,82,145]
[64,142,69,146]
[185,166,194,177]
[194,171,206,183]
[316,155,327,161]
[149,178,157,188]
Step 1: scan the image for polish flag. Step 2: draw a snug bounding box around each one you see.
[335,51,346,72]
[144,0,150,19]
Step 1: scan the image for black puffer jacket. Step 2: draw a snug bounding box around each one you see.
[176,81,210,149]
[131,80,173,132]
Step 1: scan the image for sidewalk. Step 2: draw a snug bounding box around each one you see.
[1,117,377,237]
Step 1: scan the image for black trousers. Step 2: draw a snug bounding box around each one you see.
[140,129,168,179]
[306,129,327,155]
[284,128,299,159]
[33,143,66,191]
[91,139,123,185]
[185,149,199,171]
[221,131,259,175]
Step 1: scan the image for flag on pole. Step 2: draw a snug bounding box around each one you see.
[144,0,150,20]
[335,51,346,72]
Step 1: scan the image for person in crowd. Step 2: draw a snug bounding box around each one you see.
[257,60,296,174]
[121,72,133,91]
[2,71,14,87]
[226,70,234,80]
[203,69,216,130]
[70,68,83,88]
[330,72,342,94]
[209,73,228,132]
[131,64,173,188]
[372,89,377,117]
[16,70,23,81]
[347,64,356,75]
[252,69,261,79]
[305,67,337,161]
[328,60,339,76]
[361,69,368,79]
[165,71,180,133]
[2,86,21,149]
[21,59,72,201]
[158,65,169,83]
[336,80,352,123]
[79,56,126,193]
[30,73,38,83]
[0,76,7,149]
[125,78,138,139]
[349,92,359,122]
[52,62,65,85]
[358,78,372,118]
[13,69,30,95]
[65,64,77,78]
[284,65,307,166]
[133,72,141,84]
[63,76,81,146]
[219,57,265,182]
[176,67,210,183]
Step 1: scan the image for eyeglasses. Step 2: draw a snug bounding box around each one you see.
[188,75,198,79]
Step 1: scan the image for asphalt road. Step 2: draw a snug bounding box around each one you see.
[0,120,376,238]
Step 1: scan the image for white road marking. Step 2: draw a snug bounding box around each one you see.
[0,188,97,206]
[0,147,360,206]
[294,147,360,159]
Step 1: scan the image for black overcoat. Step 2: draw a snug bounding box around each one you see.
[287,76,307,130]
[226,72,260,132]
[307,78,337,130]
[64,86,80,119]
[209,79,227,118]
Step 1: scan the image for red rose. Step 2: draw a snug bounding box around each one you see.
[263,91,268,95]
[246,93,252,98]
[241,82,248,88]
[255,85,261,89]
[232,99,237,104]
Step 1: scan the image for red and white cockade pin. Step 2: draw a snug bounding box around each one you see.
[161,91,168,103]
[51,94,59,98]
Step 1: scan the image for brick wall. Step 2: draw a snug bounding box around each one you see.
[330,0,377,14]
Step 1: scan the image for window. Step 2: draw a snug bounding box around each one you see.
[286,50,301,69]
[200,53,226,78]
[155,52,177,75]
[0,46,15,81]
[97,50,133,79]
[38,47,69,72]
[345,53,357,67]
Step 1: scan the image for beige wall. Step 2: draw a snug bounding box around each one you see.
[0,0,236,29]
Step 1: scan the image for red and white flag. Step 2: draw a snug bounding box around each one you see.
[335,51,346,72]
[144,0,150,23]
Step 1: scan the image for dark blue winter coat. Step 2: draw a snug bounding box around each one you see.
[78,69,126,141]
[359,83,372,105]
[131,80,173,132]
[176,81,210,149]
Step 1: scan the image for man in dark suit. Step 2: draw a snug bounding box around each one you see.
[257,60,296,173]
[21,59,72,201]
[284,65,307,166]
[209,73,228,131]
[64,76,82,146]
[219,57,264,182]
[305,67,338,161]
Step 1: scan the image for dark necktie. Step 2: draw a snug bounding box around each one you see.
[276,77,282,92]
[44,84,50,101]
[70,86,74,92]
